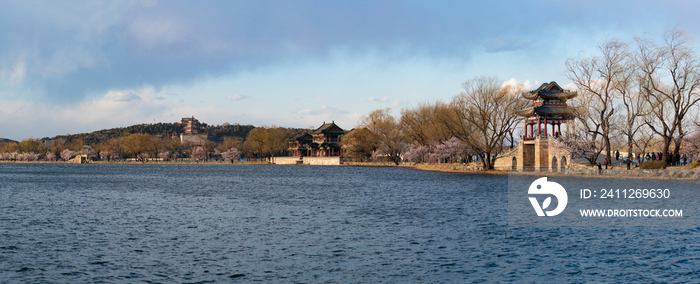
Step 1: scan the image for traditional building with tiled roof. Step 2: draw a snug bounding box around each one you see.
[514,81,578,140]
[494,81,579,172]
[179,116,209,146]
[287,121,348,157]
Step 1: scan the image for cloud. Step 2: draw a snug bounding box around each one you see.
[1,0,693,105]
[0,86,266,140]
[0,60,26,84]
[502,78,519,88]
[0,1,567,102]
[103,90,141,102]
[486,36,534,53]
[522,80,540,91]
[562,82,578,91]
[227,94,249,101]
[367,97,389,102]
[0,86,173,139]
[503,78,540,91]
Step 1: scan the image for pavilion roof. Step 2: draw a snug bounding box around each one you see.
[309,121,346,134]
[286,132,312,142]
[522,81,577,100]
[514,105,578,118]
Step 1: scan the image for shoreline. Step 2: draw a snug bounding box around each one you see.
[2,160,698,180]
[402,162,700,180]
[0,160,272,165]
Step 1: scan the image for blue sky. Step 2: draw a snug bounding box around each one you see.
[1,0,699,140]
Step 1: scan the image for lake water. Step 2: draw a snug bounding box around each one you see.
[1,164,699,283]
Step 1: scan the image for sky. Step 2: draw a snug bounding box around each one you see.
[2,0,700,141]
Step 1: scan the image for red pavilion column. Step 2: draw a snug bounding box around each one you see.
[544,117,547,137]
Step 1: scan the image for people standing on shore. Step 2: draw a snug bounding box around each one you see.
[604,158,609,169]
[626,156,631,170]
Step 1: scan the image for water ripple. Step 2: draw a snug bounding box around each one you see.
[0,164,698,282]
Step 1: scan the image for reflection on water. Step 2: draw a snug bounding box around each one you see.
[0,164,698,283]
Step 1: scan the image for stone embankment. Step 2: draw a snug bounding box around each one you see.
[357,161,700,180]
[409,162,485,172]
[555,168,700,180]
[343,161,486,172]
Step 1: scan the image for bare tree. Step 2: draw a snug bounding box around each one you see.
[399,101,453,146]
[218,137,243,152]
[360,108,405,165]
[243,127,287,159]
[636,29,700,163]
[443,77,522,170]
[341,128,379,161]
[566,40,630,166]
[633,126,660,163]
[681,119,700,162]
[619,89,650,168]
[608,43,650,169]
[203,140,218,161]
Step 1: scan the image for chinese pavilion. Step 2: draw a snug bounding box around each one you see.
[514,81,577,139]
[287,121,347,157]
[494,82,578,171]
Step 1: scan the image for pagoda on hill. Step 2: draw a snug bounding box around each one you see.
[494,81,578,172]
[179,116,209,146]
[515,81,577,140]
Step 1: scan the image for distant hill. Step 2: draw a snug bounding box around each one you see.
[0,138,17,144]
[48,122,257,145]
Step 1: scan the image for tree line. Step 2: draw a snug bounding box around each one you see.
[559,28,700,167]
[342,76,526,169]
[0,125,305,163]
